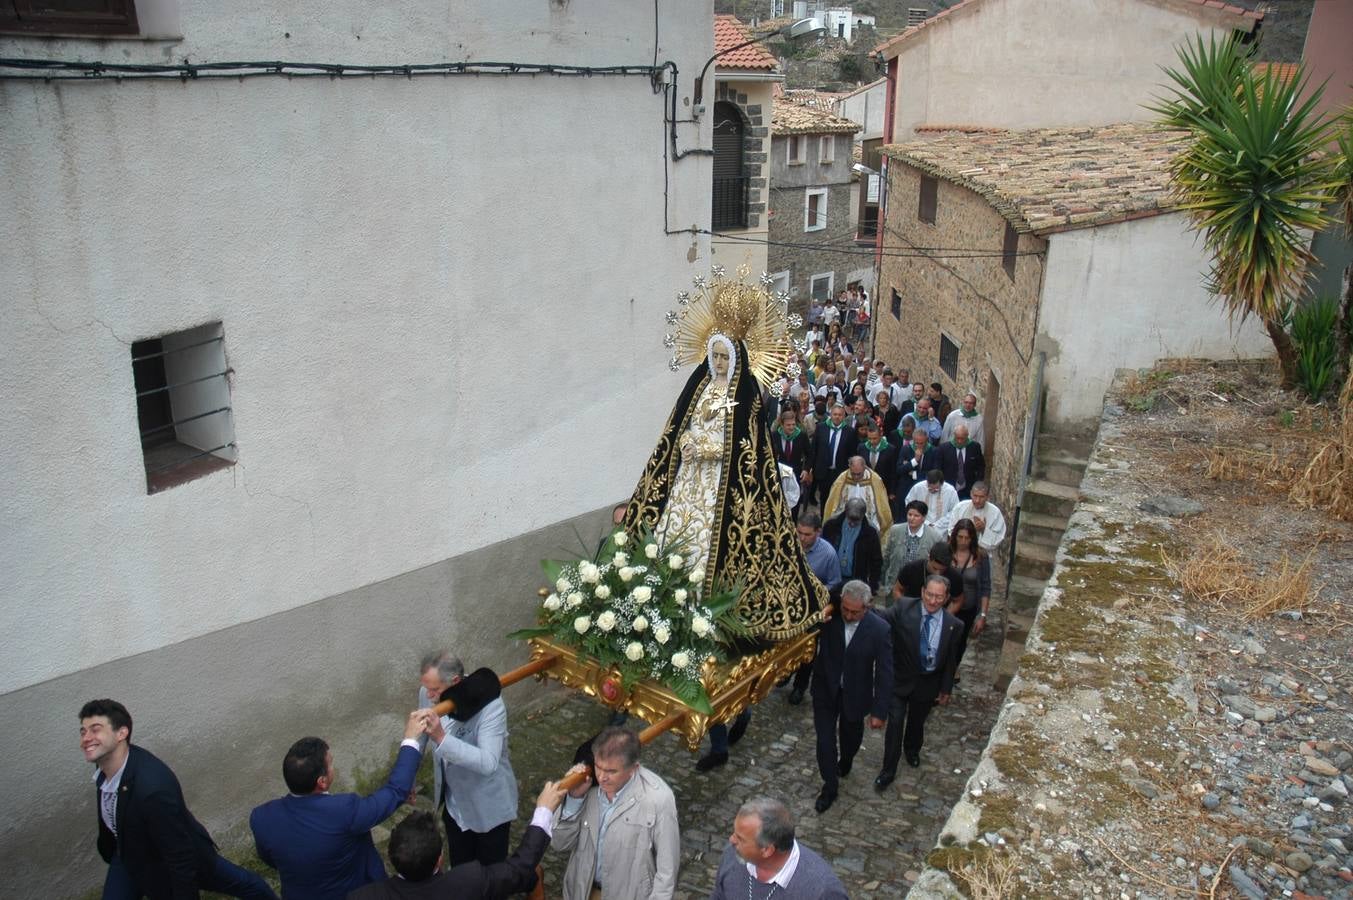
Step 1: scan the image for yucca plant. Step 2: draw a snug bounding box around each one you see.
[1291,296,1340,399]
[1150,34,1345,390]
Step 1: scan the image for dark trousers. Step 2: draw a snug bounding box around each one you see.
[442,809,511,867]
[812,691,864,794]
[708,710,751,753]
[952,606,979,674]
[880,680,939,776]
[103,853,278,900]
[791,659,813,692]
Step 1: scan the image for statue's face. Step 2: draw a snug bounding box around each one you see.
[710,344,731,377]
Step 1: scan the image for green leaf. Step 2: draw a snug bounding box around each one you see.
[672,678,715,716]
[506,626,553,641]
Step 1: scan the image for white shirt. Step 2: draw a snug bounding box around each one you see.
[943,499,1007,550]
[942,409,984,447]
[94,756,129,835]
[822,305,841,326]
[744,839,802,888]
[905,481,960,527]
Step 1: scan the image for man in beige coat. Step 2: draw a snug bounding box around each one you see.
[555,727,679,900]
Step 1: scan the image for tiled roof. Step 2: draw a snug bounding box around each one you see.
[781,88,850,108]
[881,123,1188,234]
[1254,61,1300,86]
[874,0,1260,58]
[714,15,778,71]
[772,97,863,136]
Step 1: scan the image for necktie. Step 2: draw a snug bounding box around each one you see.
[956,447,966,490]
[830,429,840,467]
[920,613,934,671]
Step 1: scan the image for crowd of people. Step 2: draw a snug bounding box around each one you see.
[77,322,1011,900]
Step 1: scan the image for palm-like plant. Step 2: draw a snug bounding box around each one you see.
[1150,35,1345,388]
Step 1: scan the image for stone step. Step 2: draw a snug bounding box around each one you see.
[1027,478,1081,500]
[1022,479,1080,518]
[1018,511,1069,531]
[1033,461,1087,489]
[1037,431,1097,458]
[1036,449,1092,469]
[1008,574,1047,598]
[1018,525,1064,550]
[1016,540,1058,564]
[1013,554,1055,580]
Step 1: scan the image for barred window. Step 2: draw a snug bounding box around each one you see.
[939,333,959,379]
[132,322,237,494]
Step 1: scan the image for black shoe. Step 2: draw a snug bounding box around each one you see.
[728,715,749,746]
[906,752,921,768]
[695,751,728,772]
[874,771,895,791]
[838,758,853,777]
[815,787,837,813]
[787,688,805,705]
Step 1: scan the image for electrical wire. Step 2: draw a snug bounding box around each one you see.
[0,57,673,80]
[705,227,1046,260]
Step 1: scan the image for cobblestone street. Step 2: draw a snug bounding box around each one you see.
[509,617,1006,899]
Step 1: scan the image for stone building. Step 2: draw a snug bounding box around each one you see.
[709,14,783,276]
[767,97,863,316]
[0,1,715,894]
[873,124,1271,506]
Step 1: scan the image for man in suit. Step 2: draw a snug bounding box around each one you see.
[250,714,427,899]
[859,419,899,506]
[555,727,679,900]
[771,407,812,518]
[707,799,848,899]
[346,781,568,900]
[809,581,893,813]
[875,575,964,788]
[417,661,518,866]
[938,423,985,500]
[822,498,882,593]
[895,428,939,492]
[812,402,857,510]
[80,699,279,900]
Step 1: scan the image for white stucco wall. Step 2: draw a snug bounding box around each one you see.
[1038,212,1272,423]
[889,0,1252,138]
[0,0,715,695]
[835,78,885,141]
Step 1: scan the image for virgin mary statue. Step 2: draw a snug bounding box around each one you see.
[624,270,826,641]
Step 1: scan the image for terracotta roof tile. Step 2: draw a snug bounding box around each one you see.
[714,15,778,71]
[772,97,863,135]
[1254,61,1300,86]
[881,123,1187,234]
[874,0,1259,58]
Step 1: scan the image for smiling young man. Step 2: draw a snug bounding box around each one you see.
[80,699,278,900]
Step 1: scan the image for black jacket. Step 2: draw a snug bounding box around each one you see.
[346,824,548,900]
[812,423,858,480]
[938,440,985,495]
[96,745,218,900]
[879,598,963,701]
[810,609,894,722]
[822,516,882,593]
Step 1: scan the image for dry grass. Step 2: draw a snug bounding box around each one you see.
[1163,535,1318,620]
[1203,446,1297,487]
[1292,369,1353,522]
[953,850,1025,899]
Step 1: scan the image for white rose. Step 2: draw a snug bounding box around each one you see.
[673,589,688,605]
[632,585,653,603]
[625,642,645,662]
[567,591,584,607]
[618,566,636,583]
[644,543,659,559]
[596,611,618,632]
[671,651,691,669]
[579,562,600,584]
[574,615,591,634]
[632,615,649,633]
[654,625,671,644]
[594,584,611,600]
[689,567,706,584]
[543,594,562,611]
[613,551,629,567]
[691,615,711,637]
[556,578,571,594]
[613,531,628,547]
[668,554,685,569]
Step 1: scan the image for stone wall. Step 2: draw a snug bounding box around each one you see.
[768,173,860,317]
[872,159,1046,508]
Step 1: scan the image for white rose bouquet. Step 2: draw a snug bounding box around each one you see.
[510,526,748,713]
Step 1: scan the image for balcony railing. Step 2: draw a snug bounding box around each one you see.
[712,175,750,230]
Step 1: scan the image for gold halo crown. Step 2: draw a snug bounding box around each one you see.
[662,264,802,387]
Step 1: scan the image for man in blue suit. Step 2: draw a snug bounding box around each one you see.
[809,580,893,813]
[250,712,427,900]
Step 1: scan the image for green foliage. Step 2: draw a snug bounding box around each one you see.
[514,527,744,713]
[1290,296,1343,399]
[1150,34,1343,327]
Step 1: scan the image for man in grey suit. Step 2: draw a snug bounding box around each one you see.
[708,798,847,899]
[874,575,964,788]
[417,653,518,866]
